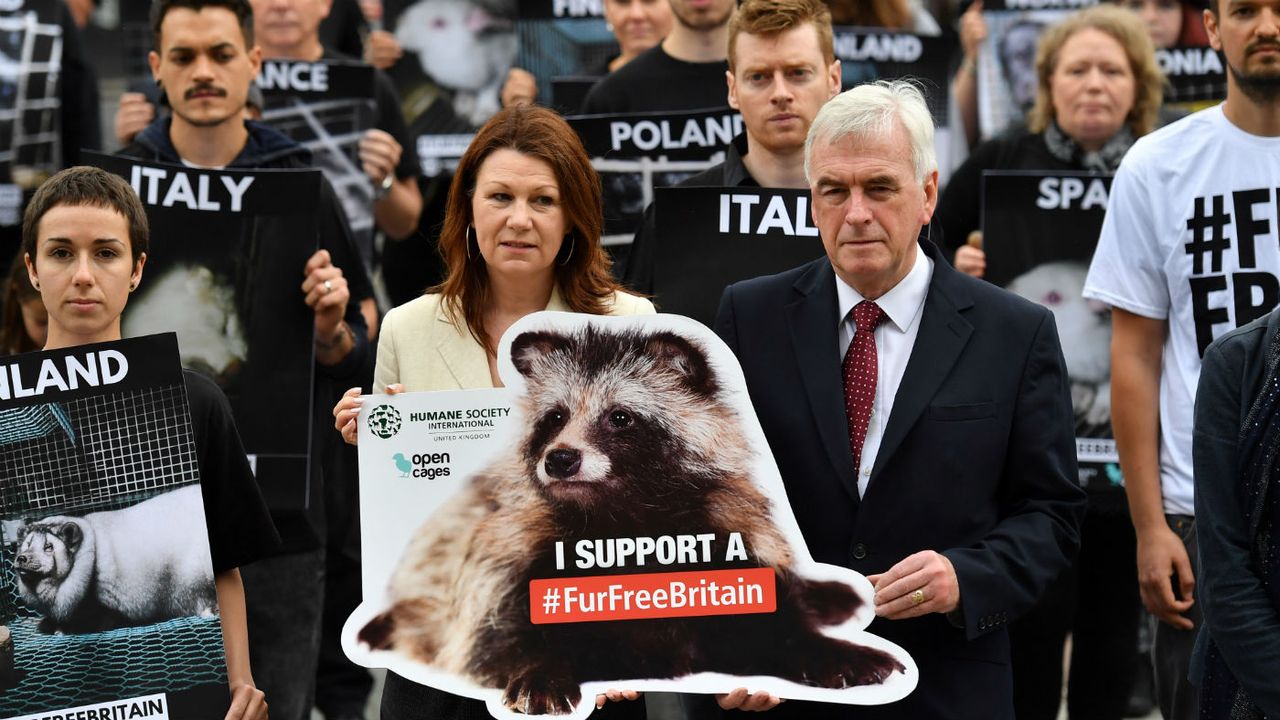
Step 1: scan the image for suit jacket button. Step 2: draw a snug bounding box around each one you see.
[852,543,868,560]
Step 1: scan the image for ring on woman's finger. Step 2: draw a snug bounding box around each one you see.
[323,279,333,294]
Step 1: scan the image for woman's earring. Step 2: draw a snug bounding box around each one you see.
[466,224,477,261]
[559,234,575,266]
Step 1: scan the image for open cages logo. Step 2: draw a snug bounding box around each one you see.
[368,404,402,439]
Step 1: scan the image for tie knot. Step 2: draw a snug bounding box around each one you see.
[852,301,886,334]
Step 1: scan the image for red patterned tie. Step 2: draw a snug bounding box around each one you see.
[843,301,886,475]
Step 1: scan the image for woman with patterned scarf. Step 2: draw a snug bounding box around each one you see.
[935,4,1164,281]
[1192,308,1280,718]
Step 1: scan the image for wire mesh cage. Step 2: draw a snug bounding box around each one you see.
[0,383,226,714]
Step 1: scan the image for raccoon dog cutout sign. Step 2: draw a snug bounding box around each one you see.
[345,313,917,718]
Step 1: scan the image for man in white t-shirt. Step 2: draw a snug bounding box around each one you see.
[1082,1,1280,718]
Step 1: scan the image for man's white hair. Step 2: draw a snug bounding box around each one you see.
[804,79,937,183]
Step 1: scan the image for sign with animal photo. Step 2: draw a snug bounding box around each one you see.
[568,108,744,246]
[258,58,379,268]
[976,0,1099,140]
[981,170,1118,491]
[514,2,614,116]
[652,187,825,326]
[0,334,228,719]
[831,28,955,184]
[375,0,517,177]
[85,152,321,516]
[0,0,62,229]
[344,313,917,719]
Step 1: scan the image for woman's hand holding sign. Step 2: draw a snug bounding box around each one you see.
[334,383,404,445]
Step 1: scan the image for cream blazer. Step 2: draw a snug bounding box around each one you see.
[373,289,655,392]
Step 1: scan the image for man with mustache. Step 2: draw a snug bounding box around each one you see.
[117,2,373,720]
[1083,1,1280,718]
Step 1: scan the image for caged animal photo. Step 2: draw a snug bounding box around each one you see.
[357,320,910,716]
[12,485,218,634]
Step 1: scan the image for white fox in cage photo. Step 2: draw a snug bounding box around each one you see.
[13,485,218,634]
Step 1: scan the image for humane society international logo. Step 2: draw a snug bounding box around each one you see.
[367,404,402,439]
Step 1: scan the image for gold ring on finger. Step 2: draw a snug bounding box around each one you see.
[910,589,925,605]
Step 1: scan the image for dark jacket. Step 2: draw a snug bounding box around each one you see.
[1192,308,1280,716]
[715,238,1086,719]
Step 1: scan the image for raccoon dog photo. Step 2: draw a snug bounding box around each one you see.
[355,315,914,717]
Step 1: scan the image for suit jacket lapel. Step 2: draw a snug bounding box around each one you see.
[785,261,862,503]
[435,303,493,389]
[869,242,974,485]
[434,288,570,389]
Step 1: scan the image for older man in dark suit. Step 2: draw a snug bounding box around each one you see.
[712,80,1086,719]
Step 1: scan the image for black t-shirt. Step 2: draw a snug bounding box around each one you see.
[622,134,758,294]
[319,0,367,60]
[185,369,281,573]
[580,44,729,115]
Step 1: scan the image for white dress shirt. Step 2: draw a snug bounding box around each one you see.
[836,247,934,497]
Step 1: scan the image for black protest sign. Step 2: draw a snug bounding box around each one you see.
[0,0,61,228]
[571,108,743,161]
[653,186,825,326]
[1156,46,1226,105]
[981,170,1117,491]
[0,334,229,719]
[832,29,955,124]
[570,109,743,244]
[518,0,605,18]
[260,59,376,98]
[87,153,320,512]
[259,58,378,265]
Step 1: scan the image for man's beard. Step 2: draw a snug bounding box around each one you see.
[1228,48,1280,104]
[671,2,734,32]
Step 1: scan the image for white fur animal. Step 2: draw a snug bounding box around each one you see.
[1006,261,1112,427]
[395,0,517,126]
[122,265,247,382]
[13,486,218,633]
